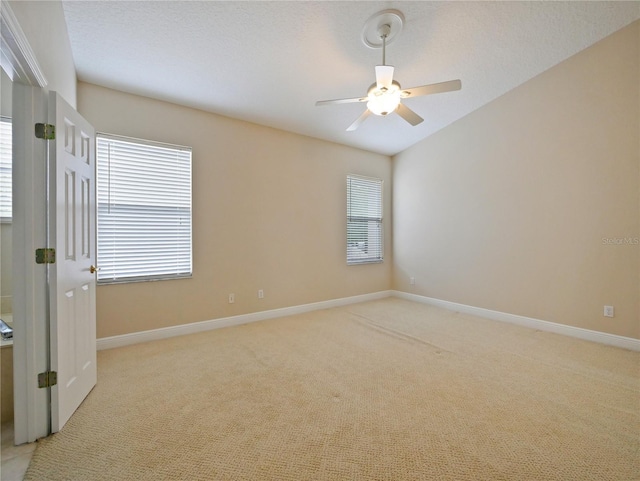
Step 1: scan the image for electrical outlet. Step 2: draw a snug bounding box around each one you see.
[604,305,614,318]
[228,293,235,304]
[410,277,415,285]
[258,289,264,299]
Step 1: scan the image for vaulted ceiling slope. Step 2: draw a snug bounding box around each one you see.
[62,1,639,156]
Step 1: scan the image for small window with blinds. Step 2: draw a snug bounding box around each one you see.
[347,174,383,265]
[0,117,12,221]
[96,134,192,284]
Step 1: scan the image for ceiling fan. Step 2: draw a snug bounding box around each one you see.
[316,10,462,132]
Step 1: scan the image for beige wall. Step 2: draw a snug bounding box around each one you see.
[78,83,392,338]
[393,21,639,339]
[0,223,11,314]
[1,346,13,422]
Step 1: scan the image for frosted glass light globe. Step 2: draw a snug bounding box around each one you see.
[367,87,401,116]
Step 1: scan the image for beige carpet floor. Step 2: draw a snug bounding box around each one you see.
[25,298,640,480]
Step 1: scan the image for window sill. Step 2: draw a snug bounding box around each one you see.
[98,274,193,286]
[347,259,383,266]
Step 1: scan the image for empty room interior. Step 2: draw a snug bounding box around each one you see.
[0,1,638,480]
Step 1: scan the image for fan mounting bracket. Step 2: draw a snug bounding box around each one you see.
[361,9,404,49]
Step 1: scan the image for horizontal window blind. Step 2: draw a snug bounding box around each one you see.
[0,117,12,220]
[97,134,192,283]
[347,174,383,265]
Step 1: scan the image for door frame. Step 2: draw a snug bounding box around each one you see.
[1,0,50,444]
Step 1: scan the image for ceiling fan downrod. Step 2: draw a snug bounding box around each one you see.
[379,24,391,68]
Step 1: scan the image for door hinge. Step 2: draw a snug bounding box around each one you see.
[35,123,55,140]
[35,248,56,264]
[38,371,57,388]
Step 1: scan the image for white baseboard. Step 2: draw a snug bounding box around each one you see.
[97,290,393,350]
[392,291,640,352]
[98,289,639,352]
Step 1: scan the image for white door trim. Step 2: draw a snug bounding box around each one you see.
[0,0,47,87]
[1,0,50,445]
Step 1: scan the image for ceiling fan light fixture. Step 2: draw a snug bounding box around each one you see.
[367,85,401,116]
[315,9,461,131]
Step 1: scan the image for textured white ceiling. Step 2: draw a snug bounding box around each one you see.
[61,1,639,156]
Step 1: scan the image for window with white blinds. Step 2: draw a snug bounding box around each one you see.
[0,117,12,220]
[347,174,383,265]
[96,134,192,283]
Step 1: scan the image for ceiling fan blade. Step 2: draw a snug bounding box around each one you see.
[346,109,371,131]
[401,79,462,98]
[316,96,367,106]
[375,65,394,90]
[396,103,424,126]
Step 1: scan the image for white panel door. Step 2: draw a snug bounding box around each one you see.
[48,91,97,432]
